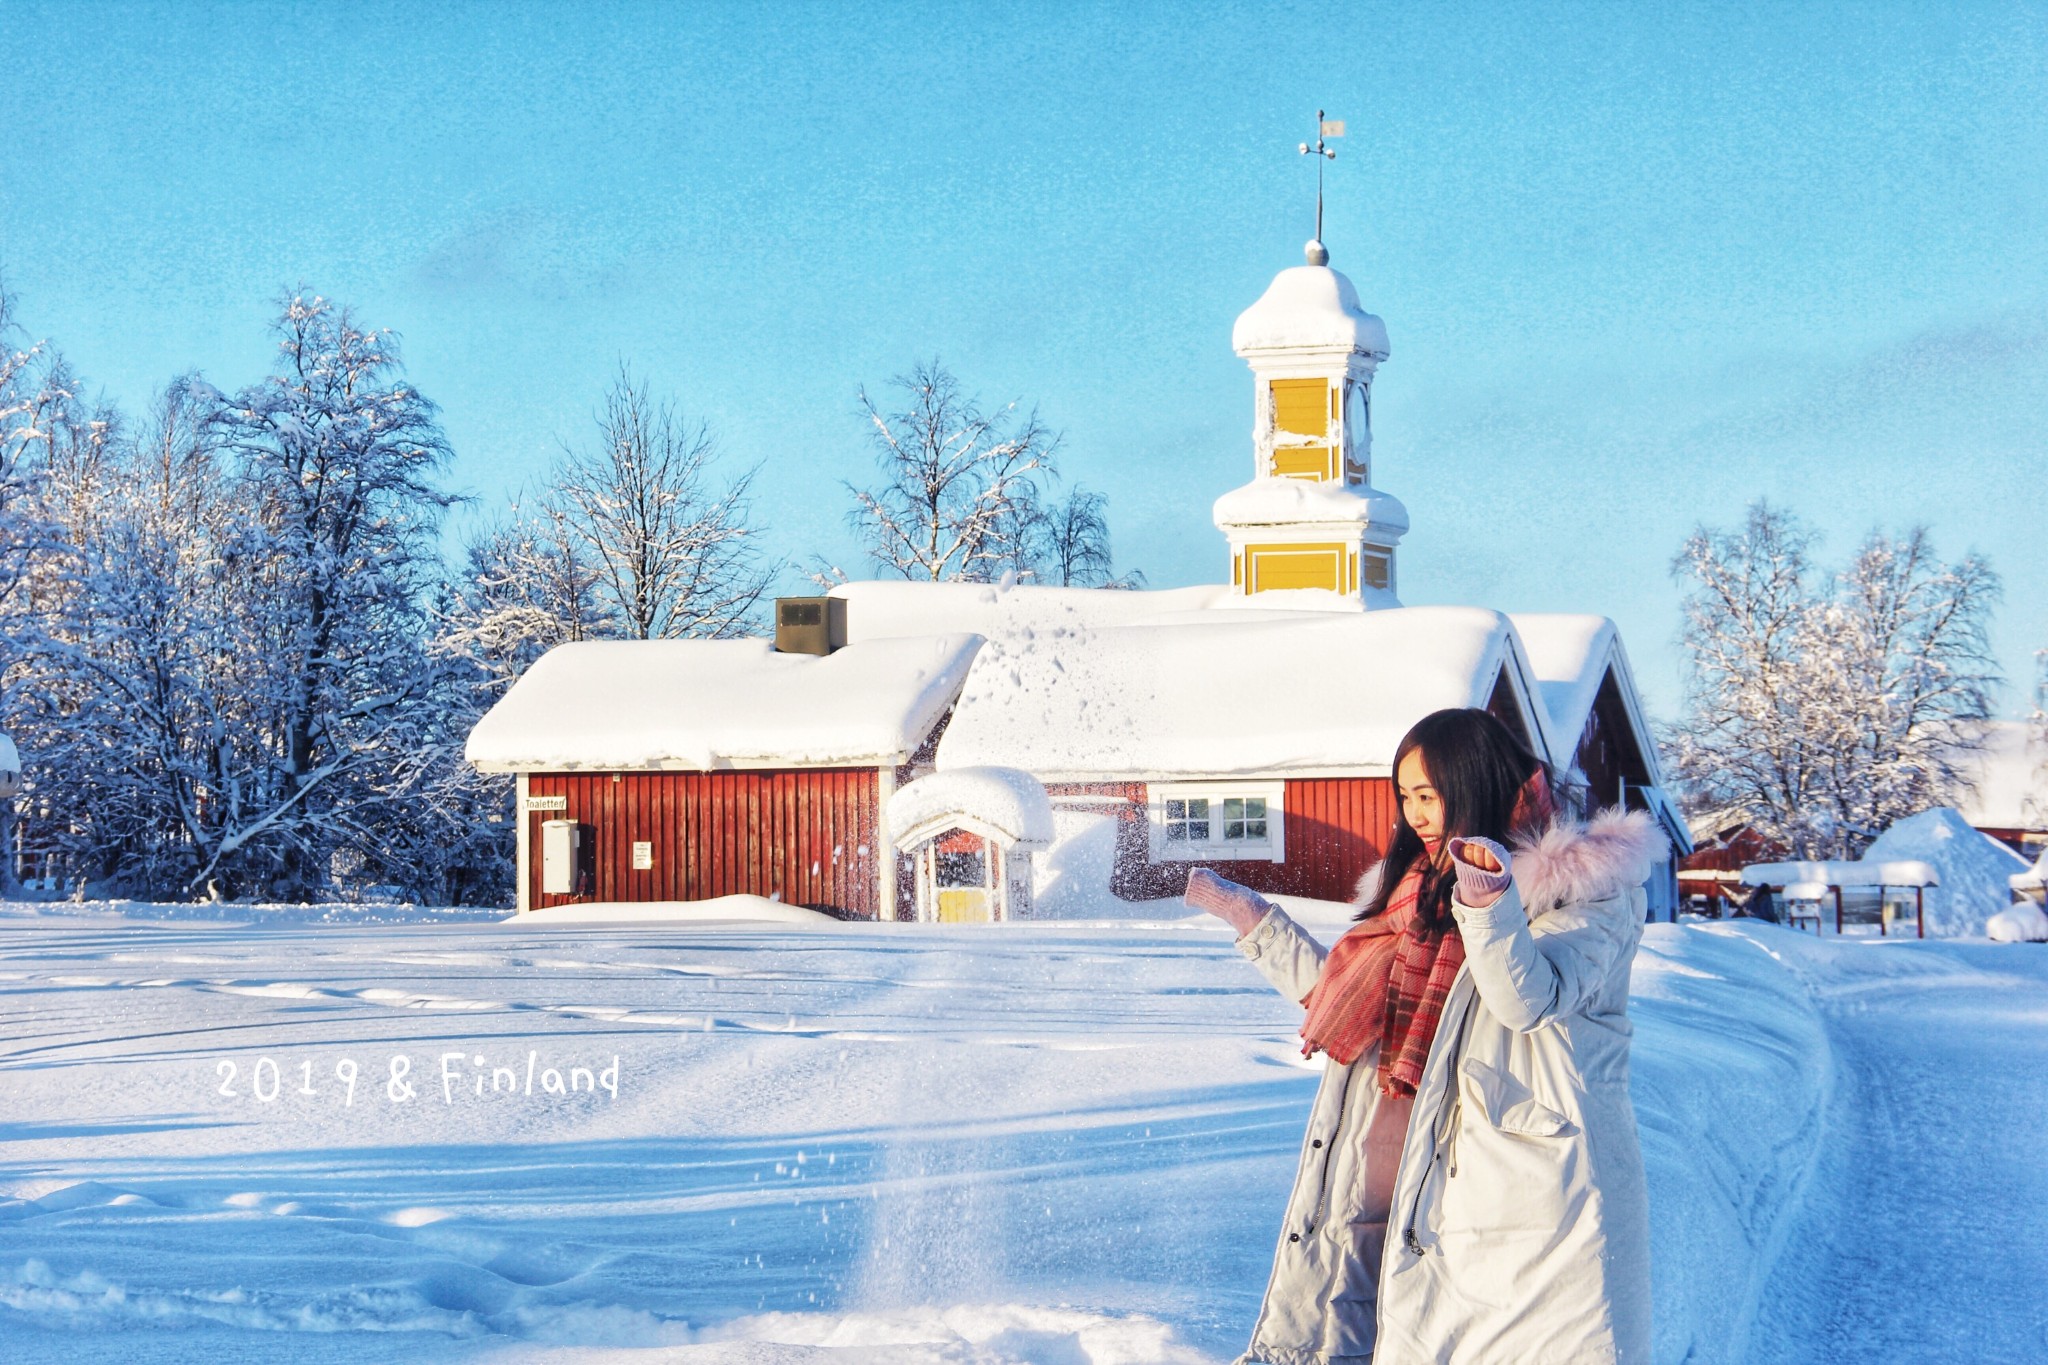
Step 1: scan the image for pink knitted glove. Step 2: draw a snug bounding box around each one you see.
[1184,868,1273,937]
[1447,835,1513,908]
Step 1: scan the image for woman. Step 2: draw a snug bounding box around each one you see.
[1185,707,1665,1365]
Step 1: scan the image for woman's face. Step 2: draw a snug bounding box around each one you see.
[1397,749,1444,845]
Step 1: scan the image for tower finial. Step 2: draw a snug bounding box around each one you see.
[1298,109,1342,258]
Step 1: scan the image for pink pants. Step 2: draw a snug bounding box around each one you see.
[1362,1089,1415,1213]
[1357,1089,1415,1269]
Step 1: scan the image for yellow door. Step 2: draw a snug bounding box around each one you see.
[936,888,991,923]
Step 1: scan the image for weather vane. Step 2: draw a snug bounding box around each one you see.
[1300,110,1343,253]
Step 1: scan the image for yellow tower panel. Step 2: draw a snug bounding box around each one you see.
[1245,543,1349,593]
[1269,378,1329,440]
[1270,445,1337,480]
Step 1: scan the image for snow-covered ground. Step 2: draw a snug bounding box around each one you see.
[0,899,2041,1363]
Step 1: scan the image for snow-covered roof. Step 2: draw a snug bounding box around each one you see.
[1509,615,1612,756]
[1506,613,1667,791]
[832,580,1232,644]
[1742,859,1939,888]
[1686,805,1756,845]
[1232,261,1390,358]
[465,635,981,773]
[887,766,1055,850]
[1953,720,2047,830]
[0,733,17,775]
[934,606,1546,780]
[1211,478,1410,534]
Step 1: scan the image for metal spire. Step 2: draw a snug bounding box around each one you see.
[1299,109,1343,262]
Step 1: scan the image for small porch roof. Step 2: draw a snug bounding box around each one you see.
[887,767,1055,851]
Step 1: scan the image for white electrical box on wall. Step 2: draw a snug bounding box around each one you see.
[541,819,580,895]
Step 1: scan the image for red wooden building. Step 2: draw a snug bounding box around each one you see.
[466,633,979,917]
[857,589,1689,919]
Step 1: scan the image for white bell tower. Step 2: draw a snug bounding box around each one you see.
[1213,239,1409,604]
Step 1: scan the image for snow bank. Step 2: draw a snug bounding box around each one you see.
[507,895,844,926]
[887,767,1055,848]
[1231,261,1389,357]
[1986,903,2048,943]
[936,607,1520,780]
[1628,924,1833,1365]
[678,1302,1213,1362]
[0,896,503,926]
[465,634,981,772]
[1863,807,2029,937]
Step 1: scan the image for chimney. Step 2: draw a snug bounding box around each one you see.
[774,596,847,656]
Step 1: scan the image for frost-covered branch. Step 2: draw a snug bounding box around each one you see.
[844,359,1059,583]
[548,367,774,640]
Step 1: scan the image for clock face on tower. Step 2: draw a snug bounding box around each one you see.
[1343,382,1371,485]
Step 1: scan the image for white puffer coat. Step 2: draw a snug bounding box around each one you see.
[1233,810,1665,1365]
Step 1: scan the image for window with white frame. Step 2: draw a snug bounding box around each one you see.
[1150,783,1286,861]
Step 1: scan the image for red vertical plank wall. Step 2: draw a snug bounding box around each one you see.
[1279,778,1400,902]
[524,769,880,918]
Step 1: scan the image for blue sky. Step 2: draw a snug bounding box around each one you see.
[3,1,2044,718]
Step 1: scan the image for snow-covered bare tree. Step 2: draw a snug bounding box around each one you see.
[192,292,458,898]
[1667,502,2000,858]
[551,368,771,639]
[1041,485,1145,588]
[9,377,244,894]
[444,499,609,688]
[0,292,523,905]
[846,360,1059,582]
[1800,528,2001,841]
[0,285,74,615]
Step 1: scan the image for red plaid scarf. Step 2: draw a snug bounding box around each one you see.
[1298,859,1467,1096]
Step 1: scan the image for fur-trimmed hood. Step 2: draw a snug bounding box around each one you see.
[1353,807,1670,916]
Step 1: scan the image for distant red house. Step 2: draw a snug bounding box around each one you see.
[1677,810,1789,913]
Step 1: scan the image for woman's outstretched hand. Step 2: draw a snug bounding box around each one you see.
[1446,836,1514,909]
[1185,868,1272,938]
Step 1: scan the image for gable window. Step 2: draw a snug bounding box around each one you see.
[1150,783,1286,862]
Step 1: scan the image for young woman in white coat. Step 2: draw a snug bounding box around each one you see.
[1186,707,1666,1365]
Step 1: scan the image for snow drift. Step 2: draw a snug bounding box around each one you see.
[1863,807,2029,937]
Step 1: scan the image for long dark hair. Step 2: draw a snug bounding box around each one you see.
[1357,707,1552,934]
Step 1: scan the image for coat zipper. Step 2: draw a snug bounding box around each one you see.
[1398,969,1476,1258]
[1400,1091,1458,1256]
[1303,1060,1354,1237]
